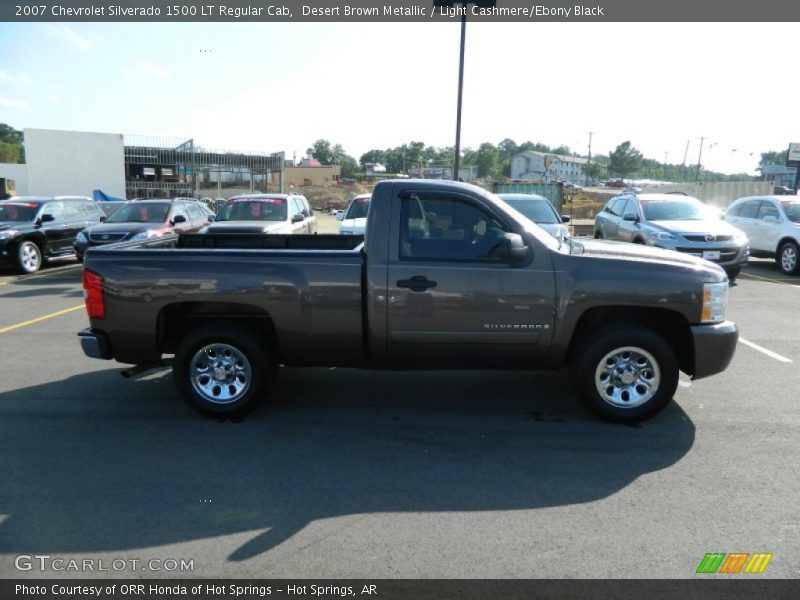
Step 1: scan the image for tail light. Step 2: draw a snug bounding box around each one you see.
[83,270,106,319]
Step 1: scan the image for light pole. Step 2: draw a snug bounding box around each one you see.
[586,131,593,186]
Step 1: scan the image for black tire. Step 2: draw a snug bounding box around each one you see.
[594,230,603,239]
[776,241,800,275]
[725,267,739,283]
[13,240,43,274]
[572,325,679,423]
[633,238,645,244]
[173,323,273,418]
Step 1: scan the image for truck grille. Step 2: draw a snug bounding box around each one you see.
[683,234,732,242]
[89,232,127,243]
[675,247,739,262]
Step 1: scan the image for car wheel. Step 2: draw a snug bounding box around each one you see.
[572,325,679,423]
[173,324,273,417]
[725,267,739,283]
[633,238,645,244]
[777,241,800,275]
[594,230,603,239]
[14,241,42,274]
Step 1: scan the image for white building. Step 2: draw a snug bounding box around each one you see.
[0,128,126,197]
[510,150,588,183]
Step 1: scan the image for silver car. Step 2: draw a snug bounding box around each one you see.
[497,193,570,243]
[594,192,749,280]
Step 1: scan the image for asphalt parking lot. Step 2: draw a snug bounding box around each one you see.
[0,257,798,579]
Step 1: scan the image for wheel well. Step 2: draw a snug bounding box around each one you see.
[158,302,280,361]
[777,237,799,253]
[566,306,694,375]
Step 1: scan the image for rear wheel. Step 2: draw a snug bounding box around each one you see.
[725,267,740,283]
[14,241,42,274]
[572,325,679,422]
[173,324,273,417]
[777,241,800,275]
[594,230,603,239]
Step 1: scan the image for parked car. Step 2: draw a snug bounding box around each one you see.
[724,195,800,274]
[594,192,749,281]
[79,179,737,424]
[337,193,371,235]
[201,193,316,235]
[0,196,103,273]
[74,198,213,261]
[497,193,570,243]
[563,181,583,190]
[773,186,796,196]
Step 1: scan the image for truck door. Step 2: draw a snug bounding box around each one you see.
[386,189,556,369]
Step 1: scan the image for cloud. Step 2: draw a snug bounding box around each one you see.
[137,60,171,79]
[0,70,34,84]
[0,97,31,111]
[50,95,62,104]
[45,24,95,49]
[119,67,134,78]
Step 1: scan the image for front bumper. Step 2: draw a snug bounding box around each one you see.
[78,328,113,360]
[653,240,748,269]
[690,320,738,379]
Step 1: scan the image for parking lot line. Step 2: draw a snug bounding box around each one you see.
[0,264,82,287]
[0,304,85,335]
[739,337,793,363]
[739,271,800,288]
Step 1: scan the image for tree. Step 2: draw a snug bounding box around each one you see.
[339,154,359,178]
[758,150,789,175]
[0,124,24,163]
[608,141,642,180]
[475,142,500,179]
[309,139,333,164]
[585,161,605,180]
[359,149,386,167]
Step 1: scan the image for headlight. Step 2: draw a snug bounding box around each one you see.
[75,231,87,243]
[130,230,161,241]
[648,231,676,241]
[702,282,728,323]
[0,229,19,240]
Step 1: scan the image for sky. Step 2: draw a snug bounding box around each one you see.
[0,21,798,175]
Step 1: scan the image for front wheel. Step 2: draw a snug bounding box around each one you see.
[173,324,273,417]
[777,241,800,275]
[14,241,42,274]
[594,230,603,239]
[572,326,679,422]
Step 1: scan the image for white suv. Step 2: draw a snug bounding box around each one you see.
[725,195,800,274]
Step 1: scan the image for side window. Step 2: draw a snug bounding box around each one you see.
[738,201,761,219]
[301,197,312,217]
[84,201,103,218]
[291,197,304,218]
[399,194,509,262]
[62,201,84,220]
[621,199,638,218]
[186,203,204,221]
[757,201,780,220]
[170,203,189,222]
[41,202,65,222]
[726,202,743,217]
[609,197,627,216]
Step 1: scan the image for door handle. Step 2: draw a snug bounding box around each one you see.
[397,276,437,292]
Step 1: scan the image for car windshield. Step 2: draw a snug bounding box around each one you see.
[345,197,370,220]
[500,198,559,224]
[641,199,714,221]
[98,202,124,217]
[781,201,800,223]
[106,203,170,223]
[216,198,287,222]
[0,203,39,222]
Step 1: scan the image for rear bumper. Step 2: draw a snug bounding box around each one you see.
[78,328,113,360]
[690,320,738,379]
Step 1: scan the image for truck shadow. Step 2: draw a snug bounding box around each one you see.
[0,366,695,563]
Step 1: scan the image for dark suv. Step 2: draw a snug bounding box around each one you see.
[74,198,214,261]
[0,196,104,273]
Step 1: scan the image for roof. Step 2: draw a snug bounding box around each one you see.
[515,150,588,165]
[3,196,90,203]
[635,193,701,201]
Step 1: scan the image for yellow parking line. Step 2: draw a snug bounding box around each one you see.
[0,264,82,287]
[739,271,800,288]
[0,305,85,335]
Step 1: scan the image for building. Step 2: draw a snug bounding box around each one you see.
[510,150,588,183]
[762,164,797,188]
[0,128,285,200]
[284,165,341,187]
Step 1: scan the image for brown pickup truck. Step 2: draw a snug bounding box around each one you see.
[78,179,737,422]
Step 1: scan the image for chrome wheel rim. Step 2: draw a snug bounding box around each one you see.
[781,246,797,272]
[595,346,660,408]
[190,343,252,405]
[20,243,41,272]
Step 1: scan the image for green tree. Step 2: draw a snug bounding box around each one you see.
[359,149,386,167]
[339,154,359,178]
[475,142,500,179]
[585,161,605,180]
[608,141,642,180]
[0,124,24,163]
[758,150,789,175]
[309,139,333,164]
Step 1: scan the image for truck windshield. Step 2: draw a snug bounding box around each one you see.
[641,199,714,221]
[345,197,370,220]
[500,198,559,224]
[217,199,288,222]
[106,203,170,223]
[0,203,38,222]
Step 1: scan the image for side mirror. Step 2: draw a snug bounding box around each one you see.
[336,212,345,221]
[40,213,55,223]
[172,215,187,224]
[763,215,780,224]
[207,215,216,222]
[623,213,638,222]
[99,216,107,223]
[292,213,304,223]
[497,233,530,265]
[560,214,571,223]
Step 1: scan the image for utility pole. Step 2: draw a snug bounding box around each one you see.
[586,131,593,186]
[682,139,690,181]
[695,137,705,181]
[664,152,669,181]
[453,12,467,181]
